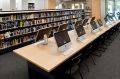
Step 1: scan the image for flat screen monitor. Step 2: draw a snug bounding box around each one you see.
[54,30,71,47]
[109,16,114,21]
[104,17,111,24]
[97,19,103,27]
[82,19,89,26]
[104,18,108,23]
[75,21,81,27]
[106,15,113,22]
[74,21,86,37]
[35,27,52,42]
[112,15,118,21]
[52,26,59,33]
[117,12,120,20]
[90,17,95,23]
[58,24,68,32]
[90,21,98,30]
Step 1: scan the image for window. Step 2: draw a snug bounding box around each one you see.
[105,0,115,14]
[105,0,120,15]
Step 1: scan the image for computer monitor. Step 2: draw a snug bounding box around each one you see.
[117,12,120,20]
[112,14,118,21]
[104,17,108,23]
[75,21,81,28]
[90,17,95,23]
[54,30,71,52]
[35,27,52,45]
[106,14,113,22]
[82,19,89,26]
[97,19,104,30]
[90,20,99,33]
[74,21,86,37]
[58,23,68,32]
[104,17,111,25]
[97,19,103,27]
[52,26,59,33]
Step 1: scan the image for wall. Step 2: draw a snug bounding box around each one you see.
[56,0,86,9]
[22,0,48,10]
[22,0,35,10]
[101,0,106,18]
[35,0,48,10]
[0,0,16,11]
[91,0,101,19]
[16,0,22,10]
[0,0,10,11]
[10,0,16,10]
[0,0,2,9]
[0,0,49,11]
[48,0,56,9]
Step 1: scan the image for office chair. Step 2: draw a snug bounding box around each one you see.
[65,52,90,79]
[82,44,97,65]
[67,54,83,79]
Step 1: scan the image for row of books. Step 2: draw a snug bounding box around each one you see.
[0,10,83,51]
[0,16,80,31]
[0,27,37,40]
[0,19,74,38]
[0,14,80,22]
[0,35,35,49]
[0,11,82,22]
[33,11,82,18]
[0,18,77,41]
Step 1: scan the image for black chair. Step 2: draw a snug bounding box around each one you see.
[65,52,90,79]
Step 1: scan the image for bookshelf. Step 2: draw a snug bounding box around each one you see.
[0,9,84,54]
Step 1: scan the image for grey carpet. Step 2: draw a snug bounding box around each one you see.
[74,32,120,79]
[0,32,120,79]
[0,53,29,79]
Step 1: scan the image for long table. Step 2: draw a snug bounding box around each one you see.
[13,20,120,78]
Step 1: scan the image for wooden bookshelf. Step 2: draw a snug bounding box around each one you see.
[0,9,85,54]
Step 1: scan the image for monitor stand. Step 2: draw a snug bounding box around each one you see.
[77,35,85,42]
[92,28,99,34]
[106,22,113,27]
[99,26,104,30]
[106,21,110,25]
[43,34,48,45]
[58,42,73,56]
[113,18,117,22]
[77,35,89,43]
[83,23,90,29]
[34,34,48,45]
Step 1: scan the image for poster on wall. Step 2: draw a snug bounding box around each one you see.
[28,3,35,10]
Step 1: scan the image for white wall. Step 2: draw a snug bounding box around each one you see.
[35,0,48,10]
[22,0,48,10]
[16,0,22,10]
[10,0,16,10]
[22,0,35,10]
[0,0,10,11]
[0,0,2,9]
[101,0,105,18]
[0,0,48,11]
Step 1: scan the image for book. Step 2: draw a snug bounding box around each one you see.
[20,20,23,27]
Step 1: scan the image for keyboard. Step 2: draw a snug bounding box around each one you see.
[62,48,74,56]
